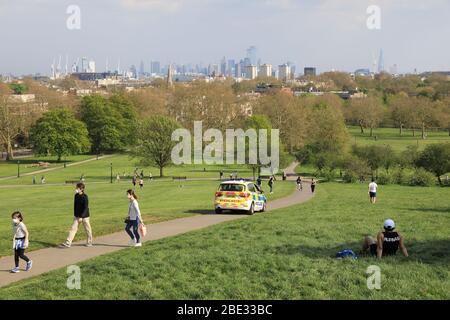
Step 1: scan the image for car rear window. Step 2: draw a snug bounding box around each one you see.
[219,184,245,192]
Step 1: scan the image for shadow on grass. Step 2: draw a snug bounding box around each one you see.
[397,207,450,214]
[268,239,450,266]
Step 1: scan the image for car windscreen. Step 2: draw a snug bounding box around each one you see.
[219,184,245,192]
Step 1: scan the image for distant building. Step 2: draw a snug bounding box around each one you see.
[151,61,161,74]
[278,64,291,81]
[245,65,257,80]
[246,46,257,65]
[259,64,273,78]
[304,67,316,77]
[235,63,242,78]
[72,72,116,81]
[354,68,371,76]
[87,60,96,73]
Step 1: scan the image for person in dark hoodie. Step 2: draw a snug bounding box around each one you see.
[61,182,93,248]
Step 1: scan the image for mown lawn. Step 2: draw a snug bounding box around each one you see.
[0,179,294,258]
[0,154,259,186]
[1,183,448,299]
[348,126,450,152]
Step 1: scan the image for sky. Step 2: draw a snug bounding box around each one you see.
[0,0,449,76]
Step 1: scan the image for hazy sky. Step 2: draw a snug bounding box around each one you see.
[0,0,449,75]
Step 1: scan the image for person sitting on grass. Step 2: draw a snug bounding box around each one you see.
[362,219,409,259]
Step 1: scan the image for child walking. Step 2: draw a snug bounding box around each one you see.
[11,211,32,273]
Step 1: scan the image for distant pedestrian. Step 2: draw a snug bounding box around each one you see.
[116,174,121,183]
[368,179,378,204]
[41,176,45,184]
[256,176,262,188]
[220,171,224,180]
[268,176,274,194]
[125,189,144,247]
[296,176,303,191]
[140,170,144,179]
[61,182,93,248]
[149,172,153,181]
[311,178,316,193]
[33,175,37,185]
[229,173,233,180]
[10,211,32,273]
[282,171,287,181]
[132,176,136,188]
[139,178,144,189]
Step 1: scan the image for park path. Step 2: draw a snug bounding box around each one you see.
[0,162,314,288]
[0,155,114,181]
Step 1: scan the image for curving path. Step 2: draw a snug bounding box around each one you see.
[0,162,314,288]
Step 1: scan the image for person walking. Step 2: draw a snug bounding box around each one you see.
[116,174,121,183]
[33,175,37,185]
[219,171,224,180]
[268,176,274,194]
[41,176,45,184]
[139,178,144,189]
[296,176,303,191]
[10,211,32,273]
[125,189,144,247]
[132,176,137,188]
[256,176,262,189]
[61,182,93,248]
[368,179,378,204]
[311,178,316,193]
[149,172,153,181]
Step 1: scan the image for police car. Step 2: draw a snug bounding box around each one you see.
[214,180,267,215]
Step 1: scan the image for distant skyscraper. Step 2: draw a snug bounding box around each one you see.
[167,64,173,87]
[278,64,291,81]
[246,46,257,65]
[129,65,137,79]
[220,57,227,76]
[81,57,88,73]
[245,65,257,80]
[235,62,242,78]
[227,59,235,76]
[87,60,96,73]
[151,61,161,74]
[260,64,273,78]
[304,67,316,77]
[139,60,145,76]
[378,49,384,73]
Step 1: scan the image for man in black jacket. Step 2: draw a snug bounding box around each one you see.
[61,182,93,248]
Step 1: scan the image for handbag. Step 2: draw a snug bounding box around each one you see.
[139,223,147,237]
[124,216,130,224]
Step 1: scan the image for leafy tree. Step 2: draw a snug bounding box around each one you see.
[30,108,90,161]
[415,143,450,185]
[80,95,137,155]
[131,115,180,177]
[9,83,27,95]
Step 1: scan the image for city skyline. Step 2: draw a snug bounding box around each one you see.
[0,0,449,75]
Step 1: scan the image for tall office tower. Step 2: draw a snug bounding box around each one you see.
[246,46,257,65]
[81,57,88,72]
[220,57,227,76]
[287,62,296,77]
[304,67,317,76]
[129,65,137,79]
[139,60,145,76]
[235,62,242,78]
[245,65,257,80]
[87,60,96,73]
[227,59,235,76]
[243,57,251,67]
[151,61,161,74]
[278,64,291,81]
[378,49,384,73]
[260,64,273,78]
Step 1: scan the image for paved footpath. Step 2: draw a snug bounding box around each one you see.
[0,162,314,288]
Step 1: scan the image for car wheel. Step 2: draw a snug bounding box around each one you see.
[215,208,222,214]
[261,203,267,212]
[247,203,255,215]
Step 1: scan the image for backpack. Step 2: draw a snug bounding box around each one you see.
[336,249,358,259]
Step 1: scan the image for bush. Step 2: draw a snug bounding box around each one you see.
[377,171,393,185]
[343,170,358,183]
[405,168,436,187]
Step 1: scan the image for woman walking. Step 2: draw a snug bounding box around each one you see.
[125,189,144,247]
[311,178,317,193]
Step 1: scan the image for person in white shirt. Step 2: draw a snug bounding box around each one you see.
[125,189,144,247]
[368,179,378,204]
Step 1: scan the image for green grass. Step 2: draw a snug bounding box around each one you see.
[0,154,93,179]
[0,154,258,186]
[1,183,448,299]
[348,126,450,152]
[0,178,294,258]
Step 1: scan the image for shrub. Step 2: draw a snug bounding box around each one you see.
[377,171,393,185]
[343,170,358,183]
[406,168,436,187]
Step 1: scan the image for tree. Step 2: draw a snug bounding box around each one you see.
[347,97,384,136]
[132,115,180,177]
[0,95,23,160]
[9,83,27,95]
[29,108,90,161]
[80,95,137,155]
[415,143,450,185]
[389,94,414,136]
